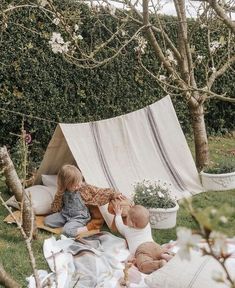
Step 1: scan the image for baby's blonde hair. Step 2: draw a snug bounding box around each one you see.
[128,205,149,229]
[57,164,83,194]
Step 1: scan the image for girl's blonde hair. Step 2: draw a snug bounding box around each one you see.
[57,164,83,194]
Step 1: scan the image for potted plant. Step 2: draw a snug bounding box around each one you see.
[200,158,235,191]
[133,180,179,229]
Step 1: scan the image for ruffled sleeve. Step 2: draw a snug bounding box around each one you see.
[80,183,116,206]
[51,192,63,212]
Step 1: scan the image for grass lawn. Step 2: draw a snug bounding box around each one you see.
[0,136,234,286]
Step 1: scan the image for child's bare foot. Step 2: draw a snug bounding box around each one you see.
[159,259,167,267]
[161,252,174,262]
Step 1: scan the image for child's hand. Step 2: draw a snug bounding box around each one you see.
[112,192,126,201]
[113,202,123,215]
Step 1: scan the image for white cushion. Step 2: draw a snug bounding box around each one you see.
[41,174,57,187]
[5,185,57,215]
[144,250,234,288]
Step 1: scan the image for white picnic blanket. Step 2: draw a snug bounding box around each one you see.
[27,231,147,288]
[27,234,235,288]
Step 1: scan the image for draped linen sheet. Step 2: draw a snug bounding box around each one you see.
[35,96,203,227]
[27,235,235,288]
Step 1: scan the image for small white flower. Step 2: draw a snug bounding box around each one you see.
[74,24,79,32]
[49,32,70,54]
[109,4,116,16]
[177,227,202,260]
[166,49,177,65]
[219,216,228,224]
[158,191,165,198]
[211,66,216,73]
[200,23,207,29]
[211,270,226,283]
[210,231,228,255]
[52,18,60,26]
[134,35,147,54]
[77,35,83,40]
[38,0,48,7]
[73,33,83,41]
[145,182,150,188]
[209,41,221,53]
[120,30,126,37]
[196,55,204,64]
[210,208,217,216]
[50,32,64,44]
[159,75,166,81]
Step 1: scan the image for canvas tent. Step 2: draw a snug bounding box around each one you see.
[35,95,203,226]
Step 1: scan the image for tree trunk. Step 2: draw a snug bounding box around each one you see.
[0,147,23,202]
[189,104,209,171]
[0,146,37,239]
[0,263,20,288]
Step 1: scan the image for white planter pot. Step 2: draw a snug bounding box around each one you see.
[148,202,179,229]
[200,171,235,191]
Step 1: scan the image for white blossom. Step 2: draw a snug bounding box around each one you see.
[200,23,207,29]
[210,231,228,255]
[209,41,221,53]
[219,216,228,224]
[74,24,79,32]
[50,32,64,44]
[145,182,150,188]
[120,30,126,37]
[196,55,204,64]
[166,49,177,65]
[211,270,227,283]
[73,33,83,41]
[176,227,202,260]
[38,0,48,7]
[109,4,116,16]
[211,66,216,73]
[134,35,147,54]
[158,191,165,198]
[159,75,166,81]
[210,208,217,216]
[52,18,60,26]
[49,32,70,54]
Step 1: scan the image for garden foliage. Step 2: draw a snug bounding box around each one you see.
[0,0,234,165]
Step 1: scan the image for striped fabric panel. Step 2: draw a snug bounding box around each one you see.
[90,122,118,191]
[187,257,211,287]
[146,106,186,191]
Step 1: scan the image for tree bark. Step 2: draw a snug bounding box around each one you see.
[0,146,37,239]
[189,104,209,171]
[0,147,23,202]
[0,263,21,288]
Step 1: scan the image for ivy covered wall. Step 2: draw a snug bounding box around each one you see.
[0,0,234,164]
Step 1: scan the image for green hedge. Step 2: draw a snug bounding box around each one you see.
[0,0,234,165]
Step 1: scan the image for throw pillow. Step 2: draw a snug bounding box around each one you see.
[5,185,57,215]
[41,174,57,187]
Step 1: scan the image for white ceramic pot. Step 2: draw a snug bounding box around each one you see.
[148,202,179,229]
[200,171,235,191]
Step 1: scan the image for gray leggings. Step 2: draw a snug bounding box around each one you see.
[44,212,87,237]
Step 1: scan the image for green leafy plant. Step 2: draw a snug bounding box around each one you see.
[204,158,235,174]
[133,180,176,209]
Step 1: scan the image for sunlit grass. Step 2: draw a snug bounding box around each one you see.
[0,135,234,286]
